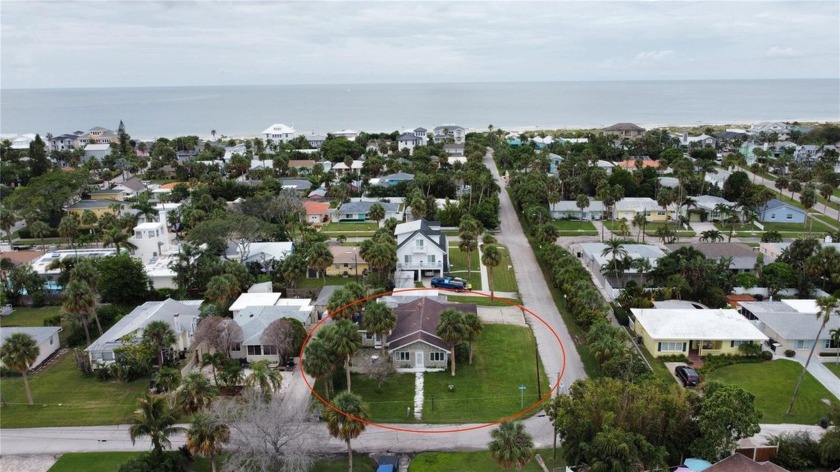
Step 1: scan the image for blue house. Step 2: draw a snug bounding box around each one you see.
[378,172,415,187]
[759,199,806,224]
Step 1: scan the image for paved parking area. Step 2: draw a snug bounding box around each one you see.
[0,454,57,472]
[664,362,689,387]
[476,306,527,326]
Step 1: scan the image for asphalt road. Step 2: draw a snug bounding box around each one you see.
[483,148,587,390]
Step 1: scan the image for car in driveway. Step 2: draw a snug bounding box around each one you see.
[675,365,700,387]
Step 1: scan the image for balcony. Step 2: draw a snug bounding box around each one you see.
[397,261,443,270]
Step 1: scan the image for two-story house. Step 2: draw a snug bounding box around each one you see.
[395,219,448,281]
[433,124,466,144]
[602,123,645,139]
[261,123,297,143]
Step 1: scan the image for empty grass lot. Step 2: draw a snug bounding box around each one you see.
[446,295,522,307]
[298,275,358,289]
[549,220,598,236]
[0,353,149,428]
[706,359,838,425]
[0,306,62,328]
[448,246,482,290]
[321,222,377,233]
[49,453,213,472]
[323,367,419,423]
[409,449,566,471]
[491,245,519,293]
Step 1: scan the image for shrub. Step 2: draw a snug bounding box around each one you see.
[769,431,820,470]
[785,350,796,358]
[657,354,691,364]
[43,314,62,327]
[612,304,629,326]
[761,350,774,360]
[738,342,763,358]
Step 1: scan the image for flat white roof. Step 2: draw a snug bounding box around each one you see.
[632,308,768,341]
[781,299,818,314]
[134,222,163,230]
[229,293,282,312]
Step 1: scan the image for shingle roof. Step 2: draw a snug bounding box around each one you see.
[86,299,201,353]
[604,123,645,131]
[67,199,123,210]
[1,327,61,345]
[338,201,400,214]
[396,219,447,252]
[279,179,313,190]
[387,298,476,351]
[705,453,789,472]
[303,201,330,216]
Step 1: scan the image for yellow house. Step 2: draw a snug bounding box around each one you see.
[325,245,369,278]
[66,199,124,219]
[614,197,676,223]
[631,308,768,358]
[89,188,125,201]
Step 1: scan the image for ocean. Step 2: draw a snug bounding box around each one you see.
[1,80,838,140]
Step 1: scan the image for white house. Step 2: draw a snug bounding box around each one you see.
[262,123,297,143]
[749,121,790,135]
[85,298,202,364]
[129,221,172,264]
[614,197,677,222]
[0,327,62,369]
[83,143,111,162]
[550,200,605,220]
[225,241,294,266]
[739,299,840,357]
[433,124,466,144]
[689,195,737,222]
[332,129,358,141]
[395,219,448,281]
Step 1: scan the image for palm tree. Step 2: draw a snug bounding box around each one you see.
[463,312,483,365]
[153,367,181,393]
[176,371,218,414]
[363,302,397,357]
[699,229,724,243]
[303,337,337,400]
[129,393,185,455]
[201,352,227,385]
[308,242,334,286]
[204,274,241,308]
[0,206,17,246]
[0,333,40,405]
[326,319,362,392]
[324,391,370,472]
[632,213,646,243]
[58,215,79,253]
[600,239,628,286]
[368,203,385,227]
[458,232,479,278]
[62,279,98,344]
[142,320,176,368]
[482,244,502,298]
[436,309,467,376]
[245,359,283,401]
[629,257,652,286]
[29,220,50,250]
[575,194,590,221]
[488,421,534,471]
[101,227,137,253]
[829,328,840,365]
[187,413,230,472]
[787,296,839,415]
[131,195,157,222]
[80,210,98,237]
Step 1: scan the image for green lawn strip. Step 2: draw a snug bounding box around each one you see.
[813,214,839,230]
[634,341,676,384]
[549,220,598,235]
[409,448,566,472]
[445,295,522,307]
[313,454,378,472]
[816,197,840,212]
[447,247,482,290]
[9,237,66,247]
[443,230,460,237]
[423,325,548,423]
[0,353,149,428]
[492,245,519,293]
[640,222,696,237]
[825,362,840,379]
[0,306,62,328]
[706,359,838,425]
[49,453,213,472]
[298,275,359,289]
[322,222,378,232]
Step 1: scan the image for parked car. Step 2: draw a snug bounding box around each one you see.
[675,365,700,387]
[430,277,467,291]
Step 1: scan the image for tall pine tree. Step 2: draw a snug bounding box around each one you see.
[29,134,50,177]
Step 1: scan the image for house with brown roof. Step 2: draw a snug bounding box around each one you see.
[288,160,317,175]
[384,297,476,372]
[603,123,646,139]
[326,245,368,278]
[303,201,330,225]
[615,159,661,170]
[704,453,788,471]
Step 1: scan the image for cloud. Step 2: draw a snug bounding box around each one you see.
[764,46,802,58]
[635,50,675,61]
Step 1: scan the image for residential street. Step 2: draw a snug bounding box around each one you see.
[483,148,587,389]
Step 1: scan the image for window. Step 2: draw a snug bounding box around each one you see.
[657,342,686,352]
[398,351,410,361]
[263,345,278,355]
[771,213,777,219]
[427,254,436,263]
[730,340,751,347]
[247,345,262,356]
[404,255,412,263]
[430,352,444,362]
[824,339,839,349]
[786,213,793,220]
[231,343,241,352]
[50,335,54,345]
[135,232,142,239]
[794,340,814,349]
[416,239,424,249]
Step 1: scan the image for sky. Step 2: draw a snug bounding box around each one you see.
[1,0,838,89]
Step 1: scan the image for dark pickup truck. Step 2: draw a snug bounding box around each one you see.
[430,277,468,291]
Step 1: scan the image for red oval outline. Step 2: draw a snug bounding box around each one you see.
[298,287,566,434]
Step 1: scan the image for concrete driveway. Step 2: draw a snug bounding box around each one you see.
[476,306,527,326]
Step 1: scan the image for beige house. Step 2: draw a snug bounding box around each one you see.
[602,123,645,139]
[326,245,369,278]
[631,308,768,358]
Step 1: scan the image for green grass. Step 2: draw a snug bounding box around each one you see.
[549,220,598,236]
[49,452,212,472]
[825,362,840,379]
[635,341,676,384]
[409,448,566,472]
[313,454,377,472]
[298,275,359,288]
[604,220,695,238]
[444,230,460,237]
[718,220,835,238]
[0,352,149,428]
[446,295,522,307]
[322,222,377,232]
[422,325,548,423]
[707,359,838,424]
[328,368,419,423]
[0,306,62,328]
[448,247,482,290]
[491,245,519,293]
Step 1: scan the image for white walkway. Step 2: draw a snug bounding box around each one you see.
[413,372,424,420]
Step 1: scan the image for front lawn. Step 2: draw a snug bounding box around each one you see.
[49,453,213,472]
[313,454,377,472]
[298,275,359,289]
[0,352,149,428]
[491,246,519,293]
[324,366,419,423]
[447,247,482,290]
[446,295,522,307]
[549,220,598,236]
[423,324,548,423]
[409,448,566,472]
[706,359,838,425]
[825,362,840,379]
[321,222,377,233]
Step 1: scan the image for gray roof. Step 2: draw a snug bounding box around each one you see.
[235,306,313,345]
[314,285,342,307]
[380,172,414,182]
[550,200,605,212]
[762,199,804,213]
[86,298,202,353]
[120,178,146,192]
[67,199,123,210]
[397,132,420,142]
[693,195,735,211]
[396,219,446,252]
[666,243,758,270]
[90,188,123,195]
[740,301,840,341]
[279,179,313,191]
[338,201,400,214]
[604,123,644,131]
[1,327,61,345]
